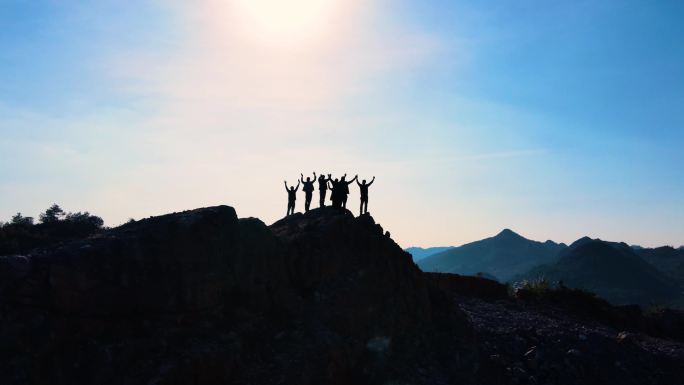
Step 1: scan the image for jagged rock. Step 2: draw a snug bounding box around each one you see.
[0,206,475,385]
[2,205,684,385]
[616,331,634,344]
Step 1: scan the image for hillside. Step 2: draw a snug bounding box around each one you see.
[518,239,682,306]
[636,246,684,285]
[0,206,474,385]
[418,229,566,281]
[405,246,454,262]
[1,206,683,384]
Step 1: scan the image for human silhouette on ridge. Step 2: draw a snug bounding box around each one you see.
[317,173,332,207]
[328,177,341,208]
[282,172,375,215]
[300,172,316,212]
[357,176,375,215]
[284,180,300,216]
[339,174,358,209]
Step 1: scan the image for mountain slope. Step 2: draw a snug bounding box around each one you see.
[418,229,566,281]
[518,239,682,306]
[2,206,683,384]
[405,246,454,262]
[0,206,475,385]
[637,246,684,295]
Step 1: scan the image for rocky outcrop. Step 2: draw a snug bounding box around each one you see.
[3,205,683,385]
[425,272,509,301]
[0,206,474,385]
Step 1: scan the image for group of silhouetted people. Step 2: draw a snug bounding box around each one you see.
[284,172,375,217]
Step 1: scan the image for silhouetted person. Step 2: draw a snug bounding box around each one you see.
[339,174,358,209]
[357,176,375,215]
[318,173,331,207]
[328,178,342,208]
[284,180,300,216]
[300,172,316,212]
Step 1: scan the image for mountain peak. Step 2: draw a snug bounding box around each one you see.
[569,236,593,248]
[496,228,522,238]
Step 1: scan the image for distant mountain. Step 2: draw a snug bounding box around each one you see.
[417,229,566,281]
[517,239,682,306]
[405,246,454,262]
[636,246,684,288]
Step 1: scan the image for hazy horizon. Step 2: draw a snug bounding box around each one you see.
[2,1,683,248]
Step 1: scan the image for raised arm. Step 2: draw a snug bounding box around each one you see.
[326,174,332,182]
[284,181,289,192]
[347,175,358,185]
[300,173,305,183]
[313,172,317,181]
[368,176,376,186]
[295,181,300,191]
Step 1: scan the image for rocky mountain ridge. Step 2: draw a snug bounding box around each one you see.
[1,206,682,384]
[0,206,473,385]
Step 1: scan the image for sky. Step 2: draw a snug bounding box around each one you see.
[1,0,683,248]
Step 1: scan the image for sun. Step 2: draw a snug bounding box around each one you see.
[229,0,342,46]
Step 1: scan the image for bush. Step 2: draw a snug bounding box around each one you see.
[0,205,105,256]
[65,211,104,230]
[513,277,552,297]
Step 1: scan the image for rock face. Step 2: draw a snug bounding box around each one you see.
[3,205,684,385]
[0,206,474,385]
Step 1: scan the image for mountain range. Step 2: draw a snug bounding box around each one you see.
[404,246,453,262]
[2,206,683,384]
[517,238,682,306]
[635,246,684,290]
[415,229,566,281]
[410,230,684,307]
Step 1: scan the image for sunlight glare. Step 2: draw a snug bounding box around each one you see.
[230,0,342,46]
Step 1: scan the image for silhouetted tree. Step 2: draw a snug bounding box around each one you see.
[1,206,104,256]
[39,204,65,224]
[66,211,104,227]
[11,213,34,226]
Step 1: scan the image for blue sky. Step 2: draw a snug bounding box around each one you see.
[1,0,683,247]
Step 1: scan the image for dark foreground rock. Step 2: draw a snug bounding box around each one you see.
[1,205,683,385]
[460,297,684,385]
[0,206,474,385]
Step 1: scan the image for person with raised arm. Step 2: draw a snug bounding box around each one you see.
[317,173,332,208]
[357,176,375,215]
[284,179,300,216]
[339,174,358,209]
[328,177,341,208]
[300,172,316,212]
